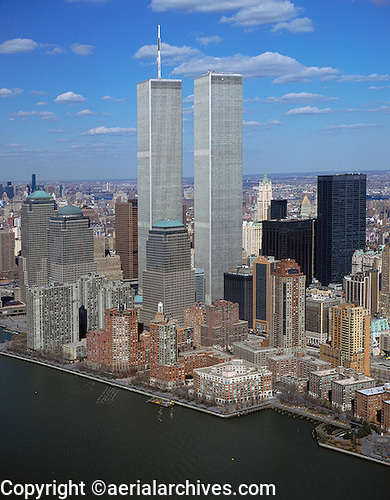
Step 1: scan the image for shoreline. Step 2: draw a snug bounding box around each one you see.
[1,346,389,468]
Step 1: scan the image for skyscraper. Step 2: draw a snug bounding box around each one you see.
[270,259,306,354]
[20,190,57,301]
[137,78,183,288]
[115,199,138,279]
[262,218,315,284]
[255,171,272,222]
[140,220,195,327]
[253,255,277,335]
[48,205,96,283]
[320,303,370,376]
[316,174,366,286]
[194,72,243,303]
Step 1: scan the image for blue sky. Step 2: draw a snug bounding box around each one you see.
[1,0,389,181]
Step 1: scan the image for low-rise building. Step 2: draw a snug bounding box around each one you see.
[331,374,375,412]
[194,359,272,405]
[268,354,297,382]
[62,339,87,362]
[233,338,279,367]
[355,384,390,424]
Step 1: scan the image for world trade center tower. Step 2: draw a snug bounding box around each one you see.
[137,78,183,288]
[194,72,243,304]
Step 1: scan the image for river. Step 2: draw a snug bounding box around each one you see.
[0,327,387,499]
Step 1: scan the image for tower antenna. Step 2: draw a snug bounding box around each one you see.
[157,24,161,79]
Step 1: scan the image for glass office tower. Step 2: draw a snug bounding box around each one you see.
[137,79,183,289]
[194,72,243,304]
[316,174,366,286]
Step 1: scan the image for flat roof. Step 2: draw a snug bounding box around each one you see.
[357,386,389,396]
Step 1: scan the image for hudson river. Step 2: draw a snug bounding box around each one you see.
[0,327,388,499]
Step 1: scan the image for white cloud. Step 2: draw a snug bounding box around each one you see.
[6,143,27,148]
[48,128,69,133]
[151,0,313,31]
[339,74,390,83]
[46,45,66,55]
[71,43,95,56]
[55,91,86,104]
[244,119,282,129]
[272,16,313,33]
[67,109,97,117]
[220,1,301,27]
[0,38,39,54]
[35,102,48,106]
[81,126,136,136]
[135,42,201,64]
[172,51,339,83]
[0,88,23,98]
[286,106,333,115]
[323,123,379,133]
[366,105,390,113]
[196,35,222,47]
[11,110,57,121]
[102,95,126,102]
[264,92,337,103]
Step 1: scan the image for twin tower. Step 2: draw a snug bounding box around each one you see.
[137,72,243,304]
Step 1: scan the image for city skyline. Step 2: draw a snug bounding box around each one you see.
[1,0,389,181]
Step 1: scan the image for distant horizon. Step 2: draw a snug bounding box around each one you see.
[2,169,390,186]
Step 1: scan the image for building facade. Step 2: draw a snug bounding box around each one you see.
[194,72,242,303]
[316,174,366,286]
[137,78,183,289]
[115,199,138,279]
[224,266,253,328]
[255,172,272,222]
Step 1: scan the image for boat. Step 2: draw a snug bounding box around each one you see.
[147,397,174,407]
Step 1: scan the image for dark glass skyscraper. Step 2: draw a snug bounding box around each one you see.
[262,219,315,284]
[316,174,366,286]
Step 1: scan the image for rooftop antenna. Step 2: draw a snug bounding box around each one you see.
[157,24,161,79]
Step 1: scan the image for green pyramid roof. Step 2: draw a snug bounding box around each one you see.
[27,189,53,200]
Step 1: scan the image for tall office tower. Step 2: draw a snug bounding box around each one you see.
[224,266,253,328]
[194,268,205,303]
[344,271,380,316]
[0,228,15,274]
[270,259,306,354]
[200,300,248,350]
[19,190,57,301]
[316,174,366,286]
[31,174,36,193]
[320,303,370,376]
[252,256,277,335]
[137,76,183,288]
[270,200,287,220]
[256,171,272,221]
[305,288,342,347]
[115,199,138,279]
[262,218,315,284]
[26,282,78,351]
[48,206,97,283]
[300,195,312,217]
[380,243,390,320]
[140,220,194,327]
[242,221,263,257]
[194,72,242,304]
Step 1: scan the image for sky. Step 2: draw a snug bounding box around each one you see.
[1,0,389,182]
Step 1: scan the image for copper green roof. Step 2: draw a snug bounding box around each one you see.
[152,219,184,228]
[27,190,53,200]
[57,205,83,216]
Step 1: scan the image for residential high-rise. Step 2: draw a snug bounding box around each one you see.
[115,199,138,279]
[253,255,277,335]
[270,259,306,354]
[140,220,195,327]
[224,266,253,328]
[20,190,57,301]
[48,205,97,283]
[262,218,315,284]
[255,171,272,221]
[137,78,183,288]
[0,228,15,274]
[26,282,78,351]
[305,288,342,346]
[344,271,380,316]
[194,72,242,304]
[320,303,370,376]
[380,243,390,321]
[316,174,366,286]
